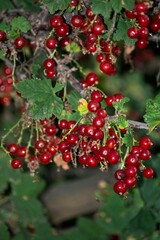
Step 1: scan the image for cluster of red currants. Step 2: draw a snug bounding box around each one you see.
[126,2,160,49]
[0,66,13,106]
[43,2,121,78]
[114,136,154,195]
[7,118,60,175]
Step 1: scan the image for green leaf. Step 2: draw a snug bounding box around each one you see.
[43,0,70,14]
[16,77,63,120]
[0,50,5,60]
[31,64,41,75]
[0,0,13,9]
[113,18,136,45]
[112,97,130,113]
[29,95,63,120]
[92,0,112,19]
[67,90,81,110]
[123,0,135,10]
[110,0,122,12]
[66,42,81,53]
[53,82,64,93]
[125,208,156,238]
[140,179,160,208]
[11,16,31,33]
[16,77,53,102]
[117,116,129,129]
[122,129,133,148]
[0,223,10,240]
[12,174,45,198]
[52,94,63,117]
[144,94,160,132]
[100,189,143,234]
[8,29,20,39]
[0,22,10,32]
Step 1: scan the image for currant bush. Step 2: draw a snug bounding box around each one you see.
[0,0,159,198]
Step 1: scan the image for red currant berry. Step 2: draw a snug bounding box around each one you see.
[135,2,148,15]
[58,119,68,129]
[142,168,154,178]
[69,0,79,7]
[85,8,95,20]
[78,124,87,136]
[150,20,160,32]
[55,23,70,37]
[71,15,84,28]
[39,152,52,164]
[114,181,127,195]
[139,136,152,150]
[35,139,47,151]
[14,37,26,49]
[136,38,148,49]
[50,15,64,28]
[66,133,79,145]
[7,143,18,155]
[130,145,142,157]
[114,93,123,102]
[92,23,104,35]
[125,177,137,189]
[125,154,140,168]
[105,95,116,107]
[99,61,115,75]
[16,146,27,158]
[138,15,150,27]
[11,158,22,169]
[91,90,103,102]
[87,33,98,44]
[60,37,71,48]
[86,43,97,53]
[107,150,120,164]
[86,154,98,167]
[97,108,107,118]
[0,31,6,41]
[93,116,105,128]
[139,149,151,160]
[85,72,99,86]
[106,138,117,149]
[125,10,137,19]
[45,69,56,78]
[47,142,58,155]
[96,53,106,63]
[78,154,88,165]
[45,124,57,136]
[84,125,97,138]
[43,59,55,70]
[62,151,72,162]
[87,100,100,112]
[127,27,139,39]
[114,169,126,180]
[92,129,104,140]
[125,166,137,177]
[58,140,70,152]
[46,38,58,49]
[139,27,149,38]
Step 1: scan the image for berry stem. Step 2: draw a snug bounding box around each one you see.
[71,58,86,76]
[0,116,24,149]
[12,54,17,87]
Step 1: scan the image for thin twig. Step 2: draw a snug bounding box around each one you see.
[106,12,117,42]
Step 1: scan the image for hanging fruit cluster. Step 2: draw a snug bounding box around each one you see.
[0,0,159,196]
